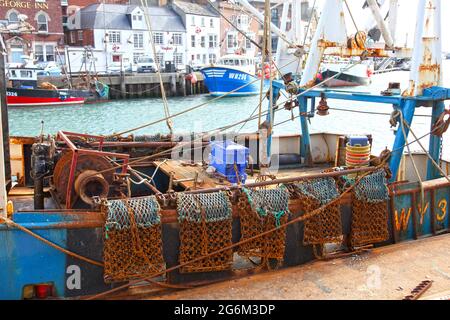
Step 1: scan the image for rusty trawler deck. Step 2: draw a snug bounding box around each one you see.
[1,0,450,302]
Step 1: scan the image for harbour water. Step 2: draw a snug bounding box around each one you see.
[8,61,450,159]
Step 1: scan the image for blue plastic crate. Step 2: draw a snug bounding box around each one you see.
[348,135,369,147]
[209,140,249,183]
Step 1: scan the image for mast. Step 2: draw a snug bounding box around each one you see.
[0,39,9,217]
[388,0,399,43]
[366,0,394,48]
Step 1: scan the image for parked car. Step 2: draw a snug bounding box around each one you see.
[106,62,137,74]
[137,56,157,73]
[36,61,62,76]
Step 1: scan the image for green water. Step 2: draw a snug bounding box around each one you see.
[7,67,450,158]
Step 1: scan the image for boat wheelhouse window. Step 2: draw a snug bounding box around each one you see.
[37,14,48,32]
[20,70,33,78]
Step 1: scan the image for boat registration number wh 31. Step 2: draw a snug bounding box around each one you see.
[229,73,247,80]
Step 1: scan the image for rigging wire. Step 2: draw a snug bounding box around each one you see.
[141,0,174,135]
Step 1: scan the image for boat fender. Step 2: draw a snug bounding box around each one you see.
[190,72,198,84]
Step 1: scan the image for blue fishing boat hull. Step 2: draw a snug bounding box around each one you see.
[201,67,263,96]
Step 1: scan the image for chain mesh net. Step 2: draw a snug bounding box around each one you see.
[177,191,233,273]
[292,178,342,245]
[237,187,290,263]
[103,196,165,283]
[349,169,390,248]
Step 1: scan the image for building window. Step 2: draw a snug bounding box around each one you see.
[201,17,205,27]
[202,54,206,64]
[271,9,279,27]
[134,33,143,48]
[155,53,164,66]
[70,31,75,44]
[35,45,44,62]
[208,34,217,48]
[8,11,19,23]
[227,33,237,49]
[237,15,248,28]
[200,36,205,48]
[153,32,163,45]
[133,15,142,21]
[172,33,182,46]
[245,33,254,49]
[208,53,216,64]
[77,30,83,41]
[191,35,195,47]
[46,45,55,61]
[109,31,121,44]
[133,52,144,63]
[191,16,195,26]
[209,18,213,28]
[37,13,48,32]
[173,53,183,66]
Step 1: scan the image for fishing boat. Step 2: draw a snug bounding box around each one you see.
[317,59,374,87]
[6,66,91,107]
[200,54,261,96]
[0,0,449,301]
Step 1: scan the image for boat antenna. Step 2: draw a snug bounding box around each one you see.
[140,0,173,136]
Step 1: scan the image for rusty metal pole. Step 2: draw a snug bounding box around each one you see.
[0,49,9,217]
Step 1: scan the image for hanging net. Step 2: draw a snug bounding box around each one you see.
[103,196,165,283]
[292,178,342,245]
[237,187,290,263]
[177,191,233,273]
[349,169,390,248]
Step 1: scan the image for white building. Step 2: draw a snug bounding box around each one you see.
[65,3,186,73]
[172,0,220,66]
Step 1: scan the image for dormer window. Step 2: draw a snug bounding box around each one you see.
[133,15,142,21]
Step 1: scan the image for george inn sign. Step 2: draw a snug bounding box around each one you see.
[0,0,48,9]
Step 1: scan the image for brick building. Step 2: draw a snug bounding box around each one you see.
[0,0,65,63]
[219,1,259,57]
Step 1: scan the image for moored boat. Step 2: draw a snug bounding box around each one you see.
[201,54,262,96]
[6,66,91,107]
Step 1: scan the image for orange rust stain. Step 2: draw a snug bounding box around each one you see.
[419,64,440,72]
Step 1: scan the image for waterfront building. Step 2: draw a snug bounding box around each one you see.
[0,0,64,64]
[65,3,186,73]
[218,1,259,57]
[172,0,220,66]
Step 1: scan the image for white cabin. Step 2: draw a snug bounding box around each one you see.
[212,54,256,75]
